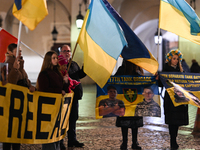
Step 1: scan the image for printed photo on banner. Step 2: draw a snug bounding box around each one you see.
[0,63,8,82]
[159,72,200,108]
[96,75,161,119]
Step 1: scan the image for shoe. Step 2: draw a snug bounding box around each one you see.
[120,143,127,150]
[171,144,179,150]
[171,141,179,149]
[131,142,141,150]
[68,141,84,147]
[60,141,66,150]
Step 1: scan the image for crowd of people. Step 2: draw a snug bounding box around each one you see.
[0,44,199,150]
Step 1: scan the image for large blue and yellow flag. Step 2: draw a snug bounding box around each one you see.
[159,0,200,45]
[77,0,127,88]
[102,0,158,75]
[12,0,48,30]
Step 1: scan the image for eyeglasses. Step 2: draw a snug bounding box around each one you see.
[62,50,71,53]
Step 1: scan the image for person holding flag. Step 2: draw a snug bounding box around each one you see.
[3,43,36,150]
[59,45,86,149]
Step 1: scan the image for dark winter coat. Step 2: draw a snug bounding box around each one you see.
[37,67,69,93]
[67,60,86,101]
[190,62,200,73]
[115,64,143,128]
[162,63,188,126]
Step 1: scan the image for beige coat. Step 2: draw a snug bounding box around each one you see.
[5,54,31,87]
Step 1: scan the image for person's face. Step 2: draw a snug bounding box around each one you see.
[108,89,117,100]
[8,48,17,57]
[142,88,154,102]
[51,54,58,66]
[171,55,179,66]
[60,64,67,72]
[60,45,71,60]
[174,88,184,98]
[7,47,22,57]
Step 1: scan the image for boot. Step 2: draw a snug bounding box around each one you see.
[169,125,179,149]
[170,137,179,149]
[120,143,127,150]
[131,128,141,150]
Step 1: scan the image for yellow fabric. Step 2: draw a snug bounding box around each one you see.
[167,87,200,108]
[77,10,117,88]
[95,94,160,119]
[128,51,159,74]
[159,0,200,45]
[0,82,73,144]
[12,0,48,30]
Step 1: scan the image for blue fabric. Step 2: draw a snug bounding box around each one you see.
[86,0,127,60]
[162,0,200,35]
[14,0,22,10]
[102,0,151,59]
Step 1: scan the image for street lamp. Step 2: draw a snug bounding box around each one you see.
[154,29,162,45]
[76,4,84,29]
[51,2,58,43]
[51,26,58,42]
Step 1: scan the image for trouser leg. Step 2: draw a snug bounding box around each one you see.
[121,127,128,144]
[12,144,20,150]
[67,100,78,144]
[131,127,138,145]
[3,143,11,150]
[169,124,179,148]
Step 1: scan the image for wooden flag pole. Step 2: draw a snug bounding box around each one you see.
[16,21,22,58]
[66,42,78,74]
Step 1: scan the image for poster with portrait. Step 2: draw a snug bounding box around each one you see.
[96,75,161,119]
[159,72,200,107]
[0,63,8,82]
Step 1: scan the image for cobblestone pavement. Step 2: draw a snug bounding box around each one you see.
[11,85,200,149]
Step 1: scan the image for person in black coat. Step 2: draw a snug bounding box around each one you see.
[162,49,188,149]
[190,59,200,73]
[115,60,143,150]
[59,45,86,149]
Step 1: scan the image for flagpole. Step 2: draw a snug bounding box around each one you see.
[66,42,78,74]
[157,28,161,61]
[16,21,22,58]
[20,41,44,58]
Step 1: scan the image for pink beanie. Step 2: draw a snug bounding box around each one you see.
[58,55,68,66]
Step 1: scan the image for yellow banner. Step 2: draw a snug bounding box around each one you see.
[96,75,161,119]
[0,82,73,144]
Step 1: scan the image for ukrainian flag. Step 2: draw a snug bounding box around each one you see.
[102,0,159,75]
[12,0,48,30]
[159,0,200,45]
[77,0,127,88]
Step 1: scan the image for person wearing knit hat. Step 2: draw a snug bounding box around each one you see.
[165,49,183,72]
[58,55,80,93]
[161,49,188,149]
